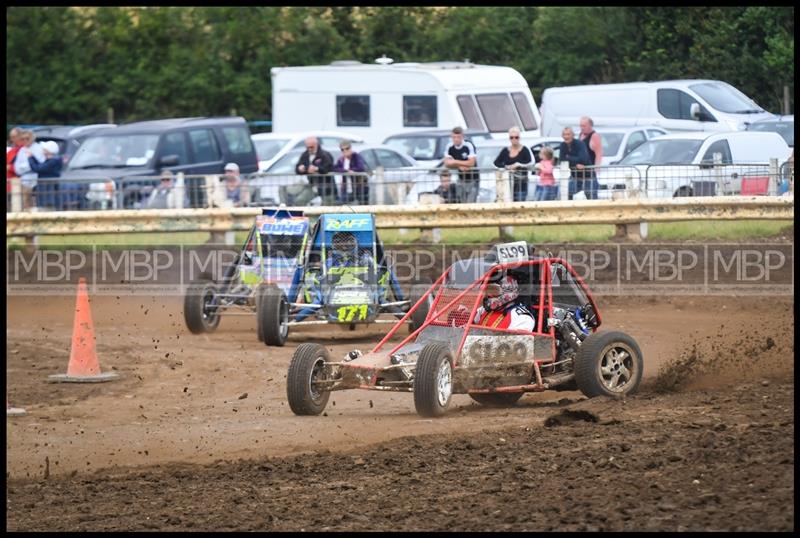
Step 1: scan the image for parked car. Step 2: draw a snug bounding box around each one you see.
[31,124,117,167]
[249,144,425,206]
[746,115,794,147]
[61,116,258,208]
[251,131,365,172]
[382,129,492,168]
[615,131,791,197]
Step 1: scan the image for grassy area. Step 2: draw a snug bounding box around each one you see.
[6,220,793,250]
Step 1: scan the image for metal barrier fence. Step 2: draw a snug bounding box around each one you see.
[6,159,793,213]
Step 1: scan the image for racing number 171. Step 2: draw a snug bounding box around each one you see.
[337,304,368,322]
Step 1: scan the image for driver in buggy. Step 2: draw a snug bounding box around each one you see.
[325,232,373,284]
[452,272,535,331]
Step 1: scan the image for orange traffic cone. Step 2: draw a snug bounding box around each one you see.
[7,397,26,417]
[48,278,119,383]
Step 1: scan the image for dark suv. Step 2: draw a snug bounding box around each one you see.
[31,124,117,167]
[61,116,258,208]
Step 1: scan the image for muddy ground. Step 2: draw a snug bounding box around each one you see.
[6,287,795,531]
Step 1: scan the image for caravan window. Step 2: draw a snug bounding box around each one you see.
[475,94,518,133]
[337,95,370,127]
[403,96,437,127]
[457,95,485,130]
[511,92,538,130]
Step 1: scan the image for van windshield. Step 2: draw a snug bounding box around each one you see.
[68,134,159,169]
[689,82,765,114]
[618,139,703,165]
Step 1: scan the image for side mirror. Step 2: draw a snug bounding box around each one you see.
[690,103,701,121]
[159,154,179,167]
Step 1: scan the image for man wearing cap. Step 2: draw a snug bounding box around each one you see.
[25,139,61,209]
[212,162,250,208]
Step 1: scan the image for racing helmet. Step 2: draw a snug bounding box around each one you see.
[331,231,358,260]
[483,273,519,312]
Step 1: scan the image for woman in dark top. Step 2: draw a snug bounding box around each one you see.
[493,126,533,201]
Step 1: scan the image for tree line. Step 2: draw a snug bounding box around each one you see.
[6,6,794,126]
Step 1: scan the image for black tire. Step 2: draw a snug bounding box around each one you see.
[258,284,289,347]
[574,331,643,399]
[255,289,264,342]
[413,341,454,417]
[408,277,433,333]
[184,279,220,334]
[469,392,523,407]
[286,343,331,416]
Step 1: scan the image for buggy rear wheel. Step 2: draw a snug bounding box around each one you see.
[184,279,220,334]
[408,277,433,333]
[469,392,523,407]
[258,284,289,347]
[287,343,331,416]
[574,331,643,398]
[413,342,454,417]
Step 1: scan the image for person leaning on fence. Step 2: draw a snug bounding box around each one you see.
[25,140,62,210]
[7,127,23,197]
[334,140,370,205]
[146,170,186,209]
[558,127,593,200]
[13,129,45,210]
[212,162,250,208]
[494,126,533,201]
[427,168,460,204]
[533,146,558,201]
[444,126,479,203]
[295,136,335,205]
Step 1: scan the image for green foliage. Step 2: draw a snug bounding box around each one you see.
[6,6,794,126]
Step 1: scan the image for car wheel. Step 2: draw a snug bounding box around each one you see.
[408,277,433,333]
[574,331,643,399]
[184,279,221,334]
[258,284,289,347]
[286,343,331,416]
[469,392,523,407]
[413,341,454,417]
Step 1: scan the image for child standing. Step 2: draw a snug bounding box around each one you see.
[533,146,558,201]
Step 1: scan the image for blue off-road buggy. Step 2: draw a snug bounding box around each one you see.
[183,207,311,336]
[255,213,431,347]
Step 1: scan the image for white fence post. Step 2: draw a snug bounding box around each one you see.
[175,172,185,209]
[768,158,779,196]
[10,177,22,213]
[495,169,513,238]
[557,162,570,201]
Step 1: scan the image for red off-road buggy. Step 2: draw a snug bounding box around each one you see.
[286,242,644,417]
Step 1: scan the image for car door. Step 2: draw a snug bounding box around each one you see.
[656,88,718,132]
[698,138,741,194]
[187,128,224,174]
[156,131,196,174]
[622,130,648,159]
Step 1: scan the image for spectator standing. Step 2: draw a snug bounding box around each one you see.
[333,140,370,205]
[14,130,45,209]
[444,126,479,203]
[558,127,592,200]
[578,116,602,199]
[295,136,335,205]
[213,162,251,207]
[7,127,22,198]
[146,170,186,209]
[533,146,558,201]
[26,140,62,209]
[493,126,533,201]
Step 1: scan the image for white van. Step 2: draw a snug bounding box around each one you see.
[540,80,776,136]
[611,131,790,198]
[271,60,542,144]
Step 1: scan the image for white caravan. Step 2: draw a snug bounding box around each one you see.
[271,60,542,144]
[540,80,776,136]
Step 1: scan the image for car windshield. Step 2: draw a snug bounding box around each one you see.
[746,121,794,147]
[600,133,624,156]
[69,134,159,169]
[689,82,765,114]
[618,139,704,165]
[253,138,290,161]
[384,136,439,161]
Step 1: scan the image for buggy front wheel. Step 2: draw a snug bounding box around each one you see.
[184,279,221,334]
[258,284,289,346]
[574,331,643,398]
[413,342,454,417]
[286,344,331,416]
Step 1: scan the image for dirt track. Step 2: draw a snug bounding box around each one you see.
[6,289,795,531]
